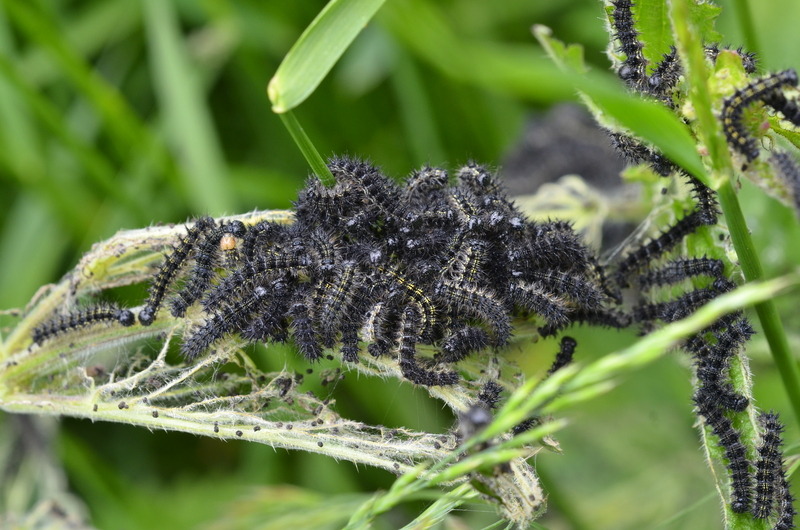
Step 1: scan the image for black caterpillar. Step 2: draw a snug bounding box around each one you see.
[770,151,800,215]
[722,70,800,162]
[32,303,134,345]
[754,412,787,519]
[694,387,752,513]
[609,2,758,104]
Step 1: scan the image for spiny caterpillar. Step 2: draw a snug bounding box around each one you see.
[694,386,752,513]
[721,70,799,161]
[754,412,786,520]
[32,303,134,345]
[638,257,724,289]
[116,158,615,387]
[609,1,757,104]
[547,336,577,375]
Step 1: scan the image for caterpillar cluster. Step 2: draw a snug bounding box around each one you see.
[177,159,617,386]
[614,174,720,288]
[26,5,796,524]
[30,158,615,388]
[606,1,795,523]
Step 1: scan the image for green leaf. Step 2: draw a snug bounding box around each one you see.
[279,111,335,186]
[531,24,587,74]
[688,2,722,44]
[18,0,142,87]
[772,118,800,151]
[268,0,388,113]
[0,54,146,225]
[2,0,186,210]
[633,0,673,65]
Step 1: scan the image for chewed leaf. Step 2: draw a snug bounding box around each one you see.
[532,25,587,74]
[771,117,800,152]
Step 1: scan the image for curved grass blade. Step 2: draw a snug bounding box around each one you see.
[268,0,387,113]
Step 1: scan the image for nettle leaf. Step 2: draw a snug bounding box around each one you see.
[688,2,722,45]
[607,0,722,70]
[582,82,709,182]
[634,0,673,65]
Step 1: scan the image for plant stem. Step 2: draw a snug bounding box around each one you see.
[279,110,335,187]
[717,182,800,427]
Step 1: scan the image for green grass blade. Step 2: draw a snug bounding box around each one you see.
[268,0,388,113]
[142,0,235,215]
[0,194,69,309]
[400,483,478,530]
[279,111,335,186]
[18,0,141,87]
[0,54,147,224]
[390,47,446,167]
[380,0,588,104]
[2,0,186,207]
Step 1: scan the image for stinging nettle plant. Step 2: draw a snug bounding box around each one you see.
[2,0,800,528]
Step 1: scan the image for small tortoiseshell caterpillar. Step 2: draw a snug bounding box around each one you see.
[638,257,724,289]
[436,327,491,363]
[609,0,648,92]
[476,380,503,410]
[138,216,216,326]
[538,307,631,338]
[775,474,798,530]
[615,209,706,285]
[601,3,797,524]
[722,70,799,161]
[170,220,246,318]
[752,412,796,529]
[635,278,734,324]
[769,151,800,215]
[127,157,611,387]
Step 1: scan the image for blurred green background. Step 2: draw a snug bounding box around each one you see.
[1,0,800,528]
